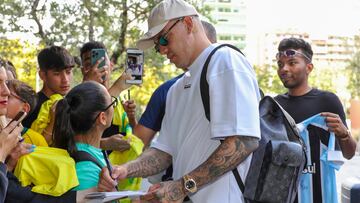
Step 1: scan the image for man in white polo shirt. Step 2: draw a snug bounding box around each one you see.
[98,0,261,202]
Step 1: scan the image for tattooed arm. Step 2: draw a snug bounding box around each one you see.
[98,147,172,192]
[187,136,258,187]
[126,147,172,178]
[141,136,259,202]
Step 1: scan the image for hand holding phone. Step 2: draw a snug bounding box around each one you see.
[91,49,107,69]
[4,111,27,142]
[6,111,27,131]
[0,112,26,162]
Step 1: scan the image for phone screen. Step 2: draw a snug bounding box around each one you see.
[126,48,144,84]
[91,49,106,69]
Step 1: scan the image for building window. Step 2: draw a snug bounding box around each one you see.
[218,7,231,12]
[219,35,231,40]
[234,35,245,41]
[218,19,229,22]
[233,9,239,12]
[219,0,231,2]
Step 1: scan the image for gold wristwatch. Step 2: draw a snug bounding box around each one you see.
[183,175,197,193]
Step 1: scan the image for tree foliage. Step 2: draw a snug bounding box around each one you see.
[347,51,360,99]
[254,64,286,95]
[0,0,211,115]
[0,38,41,89]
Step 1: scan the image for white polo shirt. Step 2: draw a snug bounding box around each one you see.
[151,43,261,203]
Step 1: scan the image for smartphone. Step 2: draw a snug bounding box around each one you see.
[125,48,144,84]
[91,49,106,69]
[91,49,107,81]
[5,111,27,133]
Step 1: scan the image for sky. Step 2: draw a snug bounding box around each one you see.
[5,0,360,41]
[246,0,360,37]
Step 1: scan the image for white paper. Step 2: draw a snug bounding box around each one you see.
[85,191,146,202]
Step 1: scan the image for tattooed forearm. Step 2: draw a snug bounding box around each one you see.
[125,147,172,178]
[189,136,259,188]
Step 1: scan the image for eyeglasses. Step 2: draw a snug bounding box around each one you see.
[154,18,184,53]
[93,96,119,123]
[276,49,311,61]
[10,92,27,103]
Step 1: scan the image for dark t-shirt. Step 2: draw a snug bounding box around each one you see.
[22,92,49,128]
[0,162,7,203]
[275,88,345,203]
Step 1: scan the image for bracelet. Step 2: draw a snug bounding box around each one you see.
[339,129,351,142]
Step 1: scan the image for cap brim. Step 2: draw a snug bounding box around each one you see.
[137,21,168,50]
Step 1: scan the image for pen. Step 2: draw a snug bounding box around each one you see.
[102,150,119,191]
[128,89,131,100]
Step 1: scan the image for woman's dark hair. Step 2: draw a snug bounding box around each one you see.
[278,37,313,61]
[53,81,108,154]
[7,79,38,115]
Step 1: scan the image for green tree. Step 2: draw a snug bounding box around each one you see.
[254,64,286,95]
[0,0,211,112]
[0,38,41,89]
[308,66,337,93]
[347,51,360,99]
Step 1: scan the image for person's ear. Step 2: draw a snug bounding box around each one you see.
[39,70,46,81]
[22,103,31,114]
[183,16,194,33]
[306,63,313,75]
[97,111,107,126]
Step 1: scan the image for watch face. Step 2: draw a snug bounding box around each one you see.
[185,180,195,189]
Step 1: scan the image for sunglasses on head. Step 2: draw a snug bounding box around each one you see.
[276,49,311,61]
[154,17,184,53]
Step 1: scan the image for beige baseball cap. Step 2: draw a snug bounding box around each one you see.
[136,0,198,50]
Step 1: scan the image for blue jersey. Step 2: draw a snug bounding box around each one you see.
[139,73,184,131]
[297,114,342,203]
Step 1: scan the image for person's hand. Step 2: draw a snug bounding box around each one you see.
[321,112,349,138]
[141,180,186,203]
[0,121,23,162]
[82,57,110,85]
[98,165,128,192]
[6,143,35,171]
[122,100,136,120]
[117,71,135,90]
[100,134,131,152]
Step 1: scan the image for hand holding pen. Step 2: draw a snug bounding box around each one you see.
[98,161,129,192]
[102,150,119,191]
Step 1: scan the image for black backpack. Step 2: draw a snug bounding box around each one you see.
[200,44,306,203]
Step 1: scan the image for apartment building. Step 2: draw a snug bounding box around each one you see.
[203,0,248,50]
[255,30,358,69]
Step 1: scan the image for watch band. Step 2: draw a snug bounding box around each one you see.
[183,174,197,193]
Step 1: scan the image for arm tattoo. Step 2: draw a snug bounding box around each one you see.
[189,136,258,188]
[126,147,172,178]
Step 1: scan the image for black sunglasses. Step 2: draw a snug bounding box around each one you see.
[276,49,311,61]
[154,17,184,53]
[92,96,119,123]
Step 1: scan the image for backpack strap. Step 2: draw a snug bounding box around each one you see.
[200,44,245,121]
[71,151,103,169]
[200,44,246,193]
